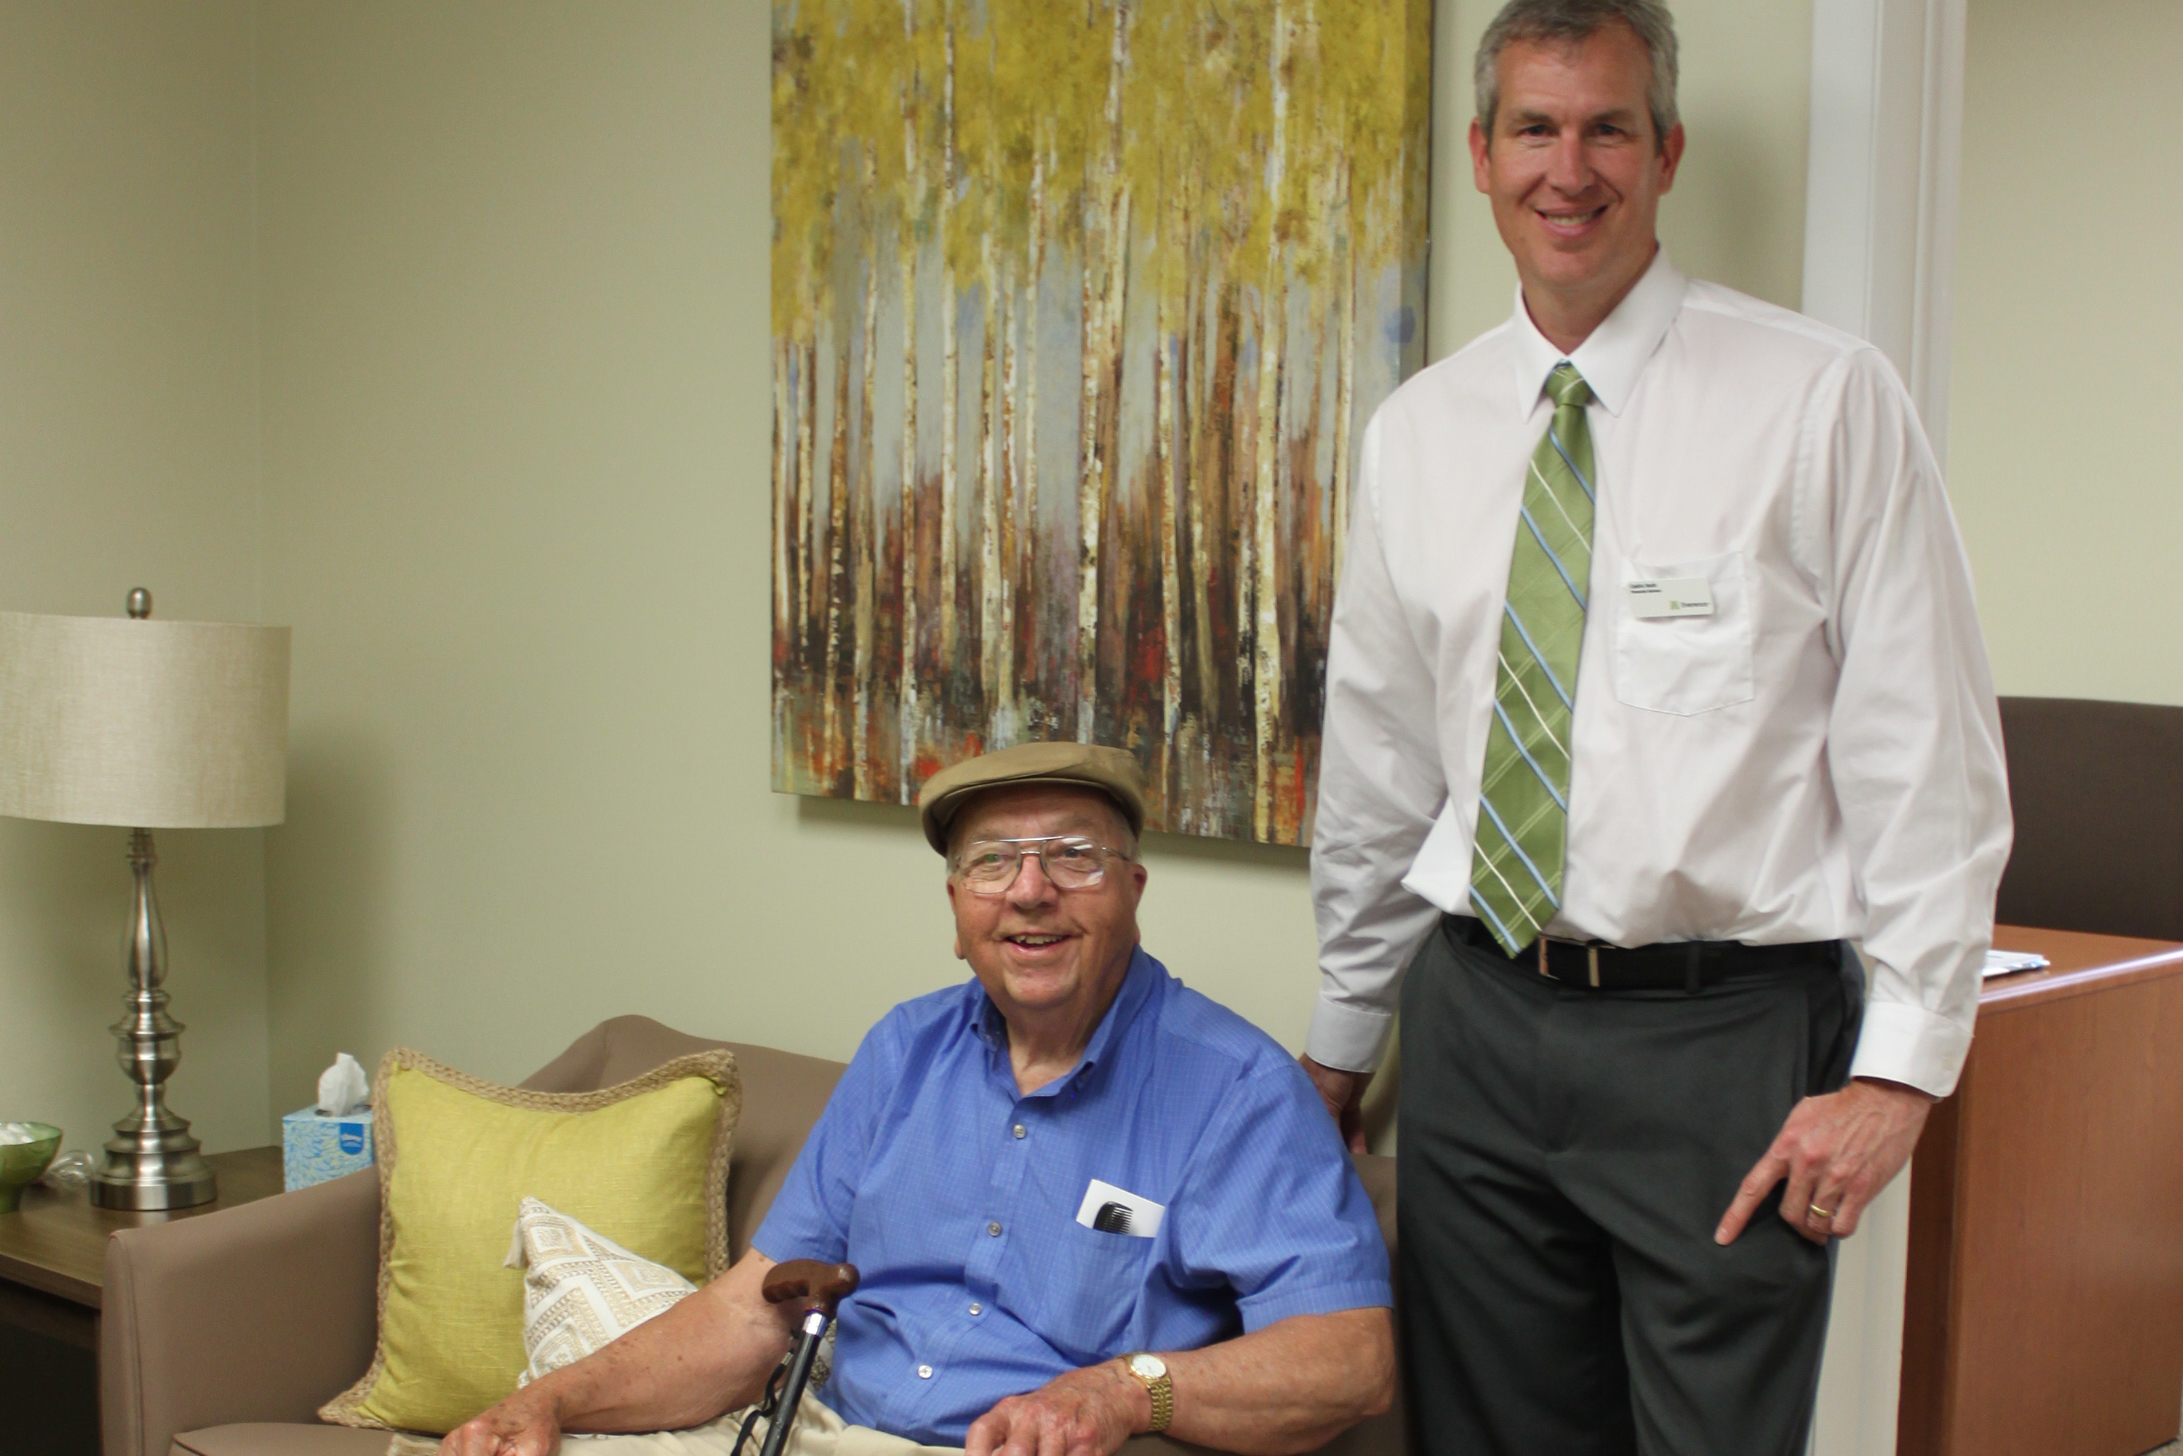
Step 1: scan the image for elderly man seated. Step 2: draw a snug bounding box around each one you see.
[445,742,1393,1456]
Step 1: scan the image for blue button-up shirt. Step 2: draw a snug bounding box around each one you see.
[751,949,1391,1444]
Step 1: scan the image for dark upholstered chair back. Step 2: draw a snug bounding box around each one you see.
[1995,696,2183,941]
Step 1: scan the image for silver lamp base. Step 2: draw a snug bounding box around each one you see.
[90,827,219,1211]
[91,1136,217,1211]
[90,1108,218,1213]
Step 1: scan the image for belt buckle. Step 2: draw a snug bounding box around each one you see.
[1536,936,1603,988]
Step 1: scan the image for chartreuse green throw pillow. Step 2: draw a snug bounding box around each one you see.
[320,1046,740,1435]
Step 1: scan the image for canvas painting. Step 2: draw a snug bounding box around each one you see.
[771,0,1431,843]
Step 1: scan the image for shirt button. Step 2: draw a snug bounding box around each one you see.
[987,1221,1002,1236]
[918,1364,934,1379]
[969,1301,983,1316]
[1011,1124,1027,1139]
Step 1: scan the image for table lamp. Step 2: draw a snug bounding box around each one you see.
[0,590,289,1210]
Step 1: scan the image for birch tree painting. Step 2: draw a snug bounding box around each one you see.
[771,0,1430,844]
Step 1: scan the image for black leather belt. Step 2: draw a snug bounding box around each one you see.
[1443,914,1838,993]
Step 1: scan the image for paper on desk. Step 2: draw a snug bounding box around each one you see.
[1982,949,2050,978]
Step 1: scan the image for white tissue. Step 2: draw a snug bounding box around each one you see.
[317,1052,371,1116]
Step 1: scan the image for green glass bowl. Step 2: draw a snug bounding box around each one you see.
[0,1125,63,1214]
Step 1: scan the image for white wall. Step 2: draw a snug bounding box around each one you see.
[0,1,271,1155]
[1948,0,2183,704]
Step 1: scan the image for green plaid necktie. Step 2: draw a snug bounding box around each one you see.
[1470,362,1595,955]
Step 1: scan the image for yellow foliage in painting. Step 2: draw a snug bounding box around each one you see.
[771,0,1431,844]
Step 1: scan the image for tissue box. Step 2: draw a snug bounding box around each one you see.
[282,1106,374,1190]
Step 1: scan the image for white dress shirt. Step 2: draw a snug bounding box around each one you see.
[1307,252,2011,1098]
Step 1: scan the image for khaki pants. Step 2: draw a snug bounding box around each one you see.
[391,1395,962,1456]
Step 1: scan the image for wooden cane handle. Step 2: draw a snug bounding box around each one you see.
[762,1259,860,1314]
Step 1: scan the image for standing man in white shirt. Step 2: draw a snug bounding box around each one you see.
[1299,1,2011,1451]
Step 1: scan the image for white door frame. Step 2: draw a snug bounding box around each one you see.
[1802,0,1967,455]
[1799,2,1967,1453]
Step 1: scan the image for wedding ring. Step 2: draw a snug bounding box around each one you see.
[1808,1202,1836,1221]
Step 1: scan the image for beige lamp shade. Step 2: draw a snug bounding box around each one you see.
[0,611,290,829]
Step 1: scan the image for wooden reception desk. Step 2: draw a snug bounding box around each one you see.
[1898,926,2183,1456]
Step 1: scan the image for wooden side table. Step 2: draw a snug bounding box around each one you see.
[0,1146,284,1455]
[1898,927,2183,1456]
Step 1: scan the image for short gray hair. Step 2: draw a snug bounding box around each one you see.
[1474,0,1680,151]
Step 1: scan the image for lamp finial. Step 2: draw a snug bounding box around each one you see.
[127,588,151,620]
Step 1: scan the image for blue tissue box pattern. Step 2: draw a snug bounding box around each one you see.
[282,1106,374,1190]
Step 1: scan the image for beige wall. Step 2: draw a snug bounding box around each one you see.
[248,0,1316,1104]
[0,2,271,1153]
[1948,0,2183,705]
[246,0,1820,1111]
[1429,0,1812,358]
[0,0,1825,1137]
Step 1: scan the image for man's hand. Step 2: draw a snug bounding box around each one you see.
[439,1385,562,1456]
[436,1249,794,1455]
[964,1359,1148,1456]
[1716,1077,1936,1247]
[1299,1055,1372,1155]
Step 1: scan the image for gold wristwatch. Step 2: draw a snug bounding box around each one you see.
[1122,1352,1173,1433]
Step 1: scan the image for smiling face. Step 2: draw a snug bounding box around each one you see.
[944,783,1148,1030]
[1470,20,1684,350]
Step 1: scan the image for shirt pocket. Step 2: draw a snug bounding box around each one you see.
[1610,550,1755,716]
[1025,1221,1152,1364]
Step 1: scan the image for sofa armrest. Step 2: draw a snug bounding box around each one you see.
[101,1168,380,1456]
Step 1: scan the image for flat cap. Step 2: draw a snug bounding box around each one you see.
[916,741,1147,855]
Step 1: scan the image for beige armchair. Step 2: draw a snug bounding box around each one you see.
[100,1017,1404,1456]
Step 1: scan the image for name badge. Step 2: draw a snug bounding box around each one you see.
[1626,576,1714,619]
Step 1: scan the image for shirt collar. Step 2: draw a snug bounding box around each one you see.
[1509,247,1686,418]
[966,946,1161,1095]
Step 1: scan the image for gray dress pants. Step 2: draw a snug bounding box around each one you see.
[1398,917,1861,1456]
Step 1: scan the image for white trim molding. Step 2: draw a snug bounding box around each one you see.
[1800,4,1967,1453]
[1802,0,1967,463]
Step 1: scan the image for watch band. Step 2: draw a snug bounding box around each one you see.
[1122,1353,1173,1433]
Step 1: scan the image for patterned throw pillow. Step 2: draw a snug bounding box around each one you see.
[506,1197,698,1384]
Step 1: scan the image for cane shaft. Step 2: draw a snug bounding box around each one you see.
[756,1311,829,1456]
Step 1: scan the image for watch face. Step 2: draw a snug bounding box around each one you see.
[1130,1353,1167,1379]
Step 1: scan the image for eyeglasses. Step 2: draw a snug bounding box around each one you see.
[949,835,1130,895]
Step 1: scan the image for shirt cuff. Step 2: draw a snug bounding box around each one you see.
[1236,1277,1395,1333]
[1305,996,1394,1073]
[1847,997,1974,1098]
